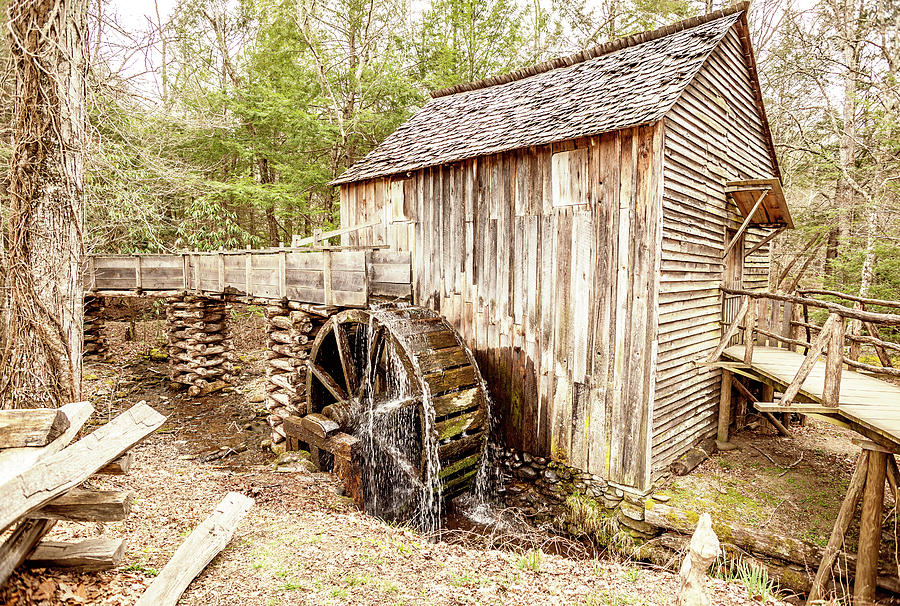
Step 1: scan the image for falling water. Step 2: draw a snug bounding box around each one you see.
[348,305,496,533]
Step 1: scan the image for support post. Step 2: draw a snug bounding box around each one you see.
[823,314,845,407]
[716,370,733,448]
[809,451,869,602]
[855,449,887,605]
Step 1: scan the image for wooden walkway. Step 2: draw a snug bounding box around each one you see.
[723,345,900,446]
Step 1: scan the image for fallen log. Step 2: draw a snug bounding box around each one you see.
[27,490,132,522]
[134,492,253,606]
[0,409,70,448]
[0,402,165,534]
[26,538,125,571]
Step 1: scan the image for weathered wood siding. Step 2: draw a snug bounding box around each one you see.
[341,123,664,491]
[654,26,777,474]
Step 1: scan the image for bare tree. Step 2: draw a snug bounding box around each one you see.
[0,0,88,408]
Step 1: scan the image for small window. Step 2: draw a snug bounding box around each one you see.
[389,179,406,221]
[551,148,589,207]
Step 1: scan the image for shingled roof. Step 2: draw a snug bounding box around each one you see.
[334,4,750,185]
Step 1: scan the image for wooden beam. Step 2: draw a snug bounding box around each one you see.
[0,519,56,586]
[717,370,733,444]
[855,449,887,604]
[707,296,750,362]
[291,219,381,247]
[95,452,134,475]
[780,314,837,407]
[723,189,767,259]
[743,300,756,364]
[26,538,125,571]
[0,409,70,448]
[27,489,132,522]
[808,451,869,602]
[721,286,900,326]
[823,314,845,406]
[0,402,165,534]
[0,402,94,586]
[744,226,785,259]
[135,492,253,606]
[0,401,93,487]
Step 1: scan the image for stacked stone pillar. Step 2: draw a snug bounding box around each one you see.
[165,294,235,396]
[264,304,323,445]
[82,295,108,361]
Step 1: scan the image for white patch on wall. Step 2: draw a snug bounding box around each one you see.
[551,148,589,207]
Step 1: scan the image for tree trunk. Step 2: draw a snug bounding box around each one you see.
[0,0,87,409]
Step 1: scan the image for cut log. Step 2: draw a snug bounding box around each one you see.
[0,402,165,534]
[26,538,125,571]
[670,439,716,476]
[27,489,132,522]
[0,409,70,448]
[0,401,94,486]
[134,492,253,606]
[95,452,135,475]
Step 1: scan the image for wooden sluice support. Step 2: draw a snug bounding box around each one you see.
[263,303,324,446]
[165,294,234,395]
[82,296,108,361]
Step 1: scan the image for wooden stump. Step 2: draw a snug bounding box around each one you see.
[676,512,720,606]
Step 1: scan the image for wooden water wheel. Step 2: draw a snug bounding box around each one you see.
[303,306,488,524]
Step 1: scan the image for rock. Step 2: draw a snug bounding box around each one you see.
[617,509,657,535]
[652,492,672,503]
[613,487,624,498]
[248,391,266,404]
[522,452,533,464]
[300,459,320,473]
[601,495,623,509]
[620,500,645,522]
[543,469,558,482]
[516,466,539,480]
[270,441,287,455]
[535,457,547,465]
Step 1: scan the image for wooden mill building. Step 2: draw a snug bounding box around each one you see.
[332,2,793,493]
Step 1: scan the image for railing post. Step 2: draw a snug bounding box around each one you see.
[823,313,845,406]
[744,299,756,365]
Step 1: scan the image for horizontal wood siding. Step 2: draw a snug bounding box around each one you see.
[340,123,664,491]
[654,27,778,475]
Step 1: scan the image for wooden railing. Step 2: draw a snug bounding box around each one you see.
[709,287,900,407]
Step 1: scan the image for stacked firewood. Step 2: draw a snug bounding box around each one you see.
[82,296,108,361]
[165,294,235,396]
[0,402,165,586]
[264,304,325,445]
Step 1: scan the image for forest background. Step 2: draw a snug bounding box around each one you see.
[5,0,898,302]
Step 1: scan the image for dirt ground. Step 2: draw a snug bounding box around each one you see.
[1,311,795,606]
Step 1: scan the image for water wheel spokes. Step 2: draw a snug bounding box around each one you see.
[304,307,489,528]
